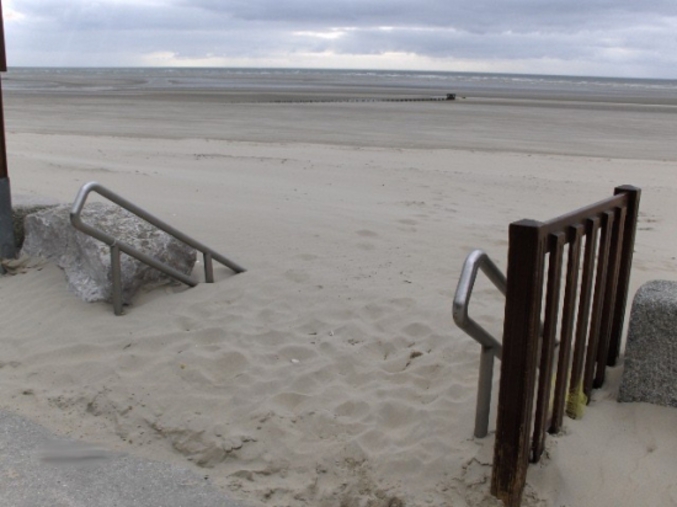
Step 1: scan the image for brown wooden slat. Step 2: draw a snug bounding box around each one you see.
[567,217,600,411]
[607,186,642,365]
[540,193,628,234]
[583,211,615,397]
[550,224,583,432]
[491,220,546,507]
[531,232,565,462]
[594,206,627,388]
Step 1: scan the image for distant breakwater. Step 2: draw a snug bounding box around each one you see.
[252,94,459,104]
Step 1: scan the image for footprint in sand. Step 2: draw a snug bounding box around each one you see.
[333,400,370,420]
[356,242,376,251]
[360,303,387,320]
[272,392,312,411]
[174,315,200,332]
[402,322,433,339]
[296,253,319,262]
[284,269,311,283]
[200,351,251,384]
[398,219,418,226]
[356,229,379,238]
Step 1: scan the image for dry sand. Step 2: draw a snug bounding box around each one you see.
[2,79,677,506]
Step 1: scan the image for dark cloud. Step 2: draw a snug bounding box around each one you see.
[184,0,677,32]
[11,0,210,30]
[17,0,676,33]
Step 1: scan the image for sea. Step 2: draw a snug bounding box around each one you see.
[3,68,677,105]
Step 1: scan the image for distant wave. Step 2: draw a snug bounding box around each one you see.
[4,67,677,102]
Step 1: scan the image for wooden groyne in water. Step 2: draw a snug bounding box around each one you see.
[257,94,458,104]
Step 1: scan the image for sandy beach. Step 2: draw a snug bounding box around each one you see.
[2,70,677,506]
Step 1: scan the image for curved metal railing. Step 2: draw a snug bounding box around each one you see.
[453,249,507,438]
[71,181,246,315]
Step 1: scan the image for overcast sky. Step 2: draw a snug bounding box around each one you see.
[3,0,677,78]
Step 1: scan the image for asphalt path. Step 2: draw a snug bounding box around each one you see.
[0,409,244,507]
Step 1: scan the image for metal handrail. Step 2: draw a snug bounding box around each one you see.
[453,249,507,438]
[71,181,246,315]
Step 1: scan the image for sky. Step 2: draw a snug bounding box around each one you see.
[3,0,677,78]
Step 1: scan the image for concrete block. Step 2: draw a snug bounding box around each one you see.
[618,280,677,407]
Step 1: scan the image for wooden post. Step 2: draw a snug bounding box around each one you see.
[594,206,626,388]
[607,186,641,365]
[0,0,16,259]
[491,219,545,507]
[0,0,6,75]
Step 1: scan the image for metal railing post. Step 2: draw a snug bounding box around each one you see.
[453,249,507,438]
[70,181,246,314]
[475,345,496,438]
[204,252,214,283]
[111,244,123,316]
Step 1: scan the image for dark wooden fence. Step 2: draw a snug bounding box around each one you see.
[491,185,641,507]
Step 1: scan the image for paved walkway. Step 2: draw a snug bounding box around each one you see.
[0,410,243,507]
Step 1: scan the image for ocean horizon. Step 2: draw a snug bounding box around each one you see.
[4,67,677,104]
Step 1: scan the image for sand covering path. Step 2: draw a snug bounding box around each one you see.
[2,88,677,506]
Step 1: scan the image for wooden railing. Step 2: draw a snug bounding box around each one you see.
[491,185,641,507]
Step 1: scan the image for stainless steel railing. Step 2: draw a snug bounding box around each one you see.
[71,181,246,315]
[452,249,507,438]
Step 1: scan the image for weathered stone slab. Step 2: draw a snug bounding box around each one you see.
[618,280,677,407]
[11,193,61,250]
[21,203,196,304]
